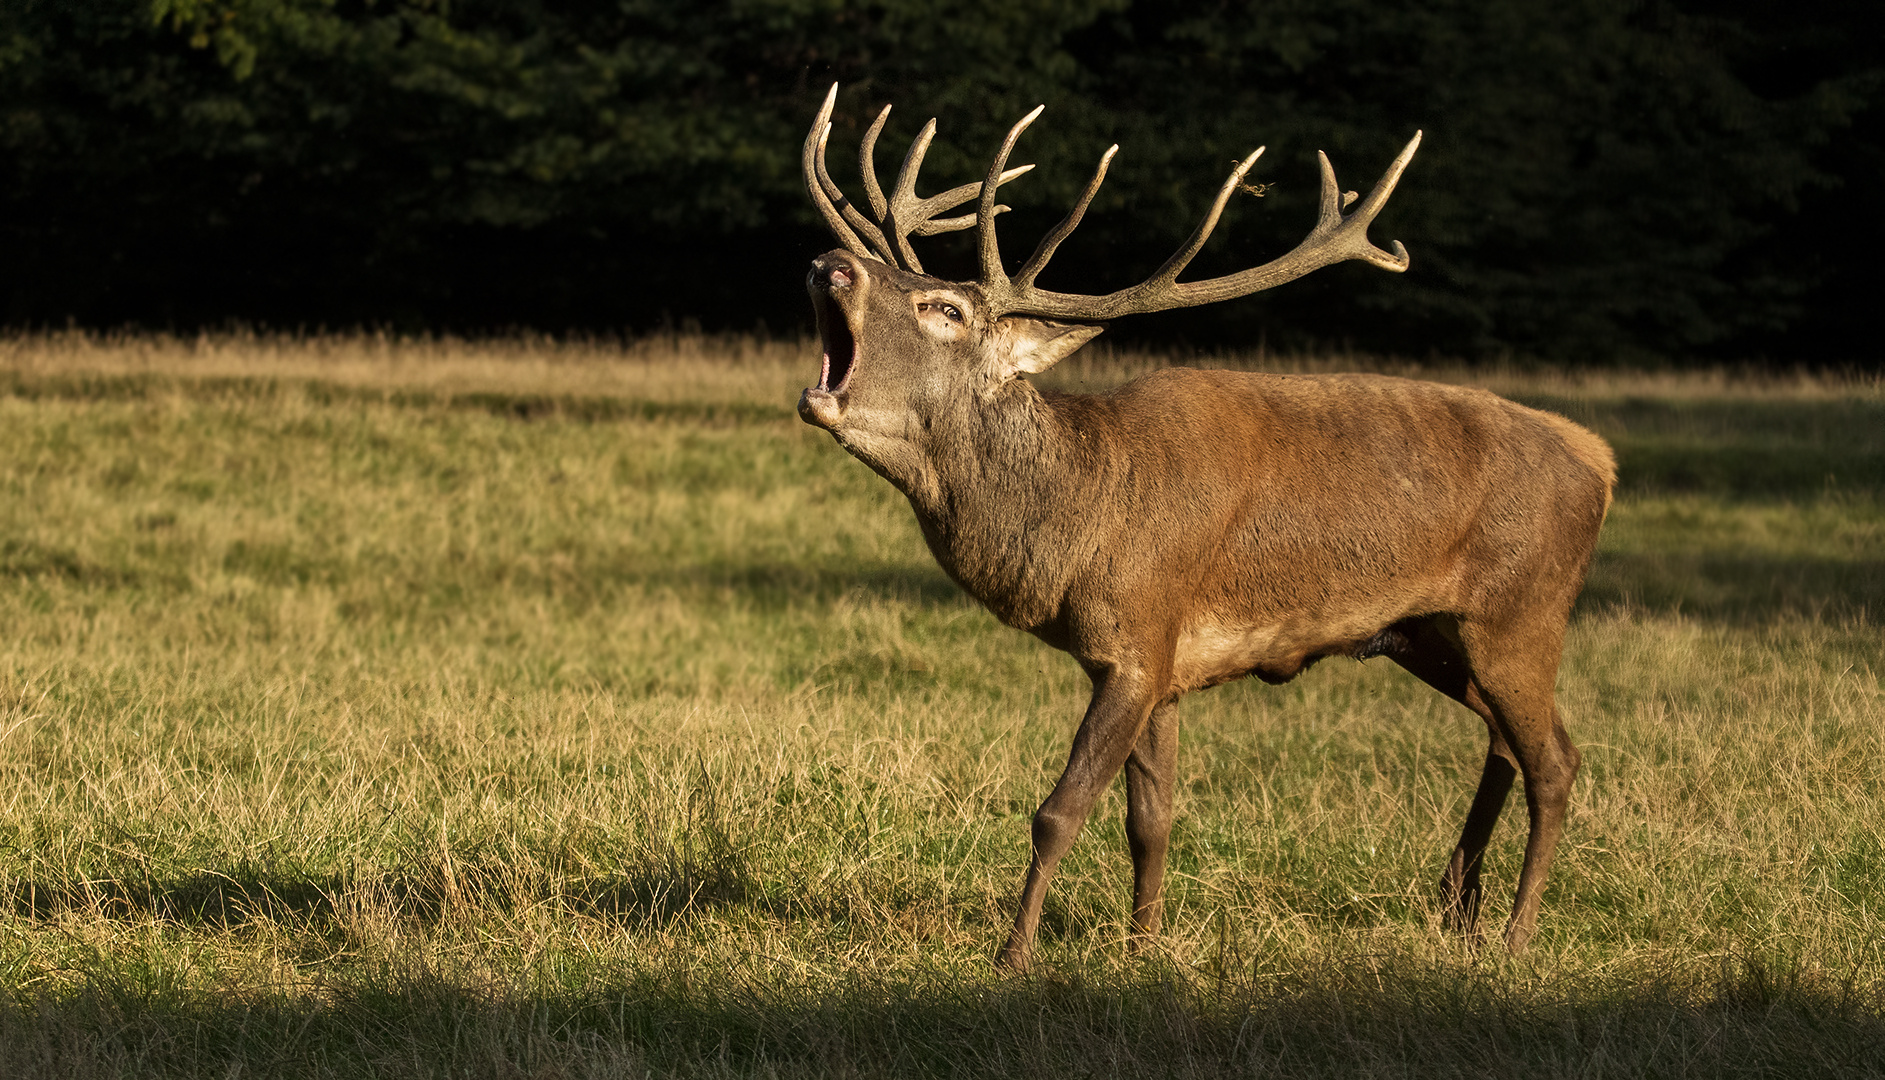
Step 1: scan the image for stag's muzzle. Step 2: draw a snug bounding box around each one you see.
[800,251,863,430]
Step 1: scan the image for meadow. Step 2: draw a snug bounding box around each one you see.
[0,331,1880,1077]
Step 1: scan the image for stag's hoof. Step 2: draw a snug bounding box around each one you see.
[995,940,1032,973]
[1438,875,1481,928]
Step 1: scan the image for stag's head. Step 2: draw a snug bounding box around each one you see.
[800,250,1103,439]
[798,84,1422,447]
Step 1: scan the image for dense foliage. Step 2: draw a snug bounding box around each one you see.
[0,0,1877,361]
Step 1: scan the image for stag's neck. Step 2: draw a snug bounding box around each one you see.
[901,380,1109,632]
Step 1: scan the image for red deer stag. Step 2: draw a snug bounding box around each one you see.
[797,84,1615,970]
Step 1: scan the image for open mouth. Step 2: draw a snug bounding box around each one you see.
[801,257,862,431]
[815,290,857,394]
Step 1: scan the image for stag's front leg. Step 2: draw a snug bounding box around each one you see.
[1441,731,1517,937]
[998,663,1164,971]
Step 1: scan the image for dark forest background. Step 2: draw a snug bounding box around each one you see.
[1,0,1879,364]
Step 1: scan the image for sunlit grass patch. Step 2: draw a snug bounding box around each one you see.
[0,333,1880,1076]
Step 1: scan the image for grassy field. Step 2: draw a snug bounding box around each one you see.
[0,331,1880,1077]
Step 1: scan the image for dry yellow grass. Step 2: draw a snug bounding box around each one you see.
[0,328,808,402]
[0,332,1880,1077]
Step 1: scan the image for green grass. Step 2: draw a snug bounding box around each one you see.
[0,332,1882,1076]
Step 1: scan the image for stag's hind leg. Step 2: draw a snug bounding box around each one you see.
[1389,620,1517,938]
[1456,621,1582,954]
[1125,702,1180,941]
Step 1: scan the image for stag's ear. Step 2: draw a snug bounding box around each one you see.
[990,317,1104,380]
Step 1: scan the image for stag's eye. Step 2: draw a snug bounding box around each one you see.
[917,300,965,324]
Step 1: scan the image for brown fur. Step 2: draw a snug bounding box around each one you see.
[799,251,1615,969]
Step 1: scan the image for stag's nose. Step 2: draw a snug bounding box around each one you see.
[811,252,860,291]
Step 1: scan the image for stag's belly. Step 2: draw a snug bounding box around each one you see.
[1171,612,1421,693]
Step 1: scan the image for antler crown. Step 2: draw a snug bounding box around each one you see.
[804,82,1422,321]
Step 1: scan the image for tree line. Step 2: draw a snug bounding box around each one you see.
[1,0,1878,363]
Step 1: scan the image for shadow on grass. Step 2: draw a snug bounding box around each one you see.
[0,369,797,426]
[5,949,1884,1078]
[1517,393,1885,498]
[1580,552,1884,623]
[0,547,970,615]
[652,561,967,610]
[5,841,969,939]
[7,859,763,931]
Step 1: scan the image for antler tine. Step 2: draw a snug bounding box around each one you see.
[880,120,1035,271]
[885,117,940,271]
[1316,148,1346,226]
[911,166,1033,231]
[1325,130,1422,270]
[860,104,893,223]
[1138,146,1264,291]
[1014,144,1118,291]
[813,124,900,265]
[889,119,938,219]
[977,105,1045,287]
[807,86,1049,273]
[803,84,874,262]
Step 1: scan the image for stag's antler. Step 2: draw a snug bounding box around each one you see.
[803,83,1034,275]
[806,84,1422,319]
[971,107,1423,319]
